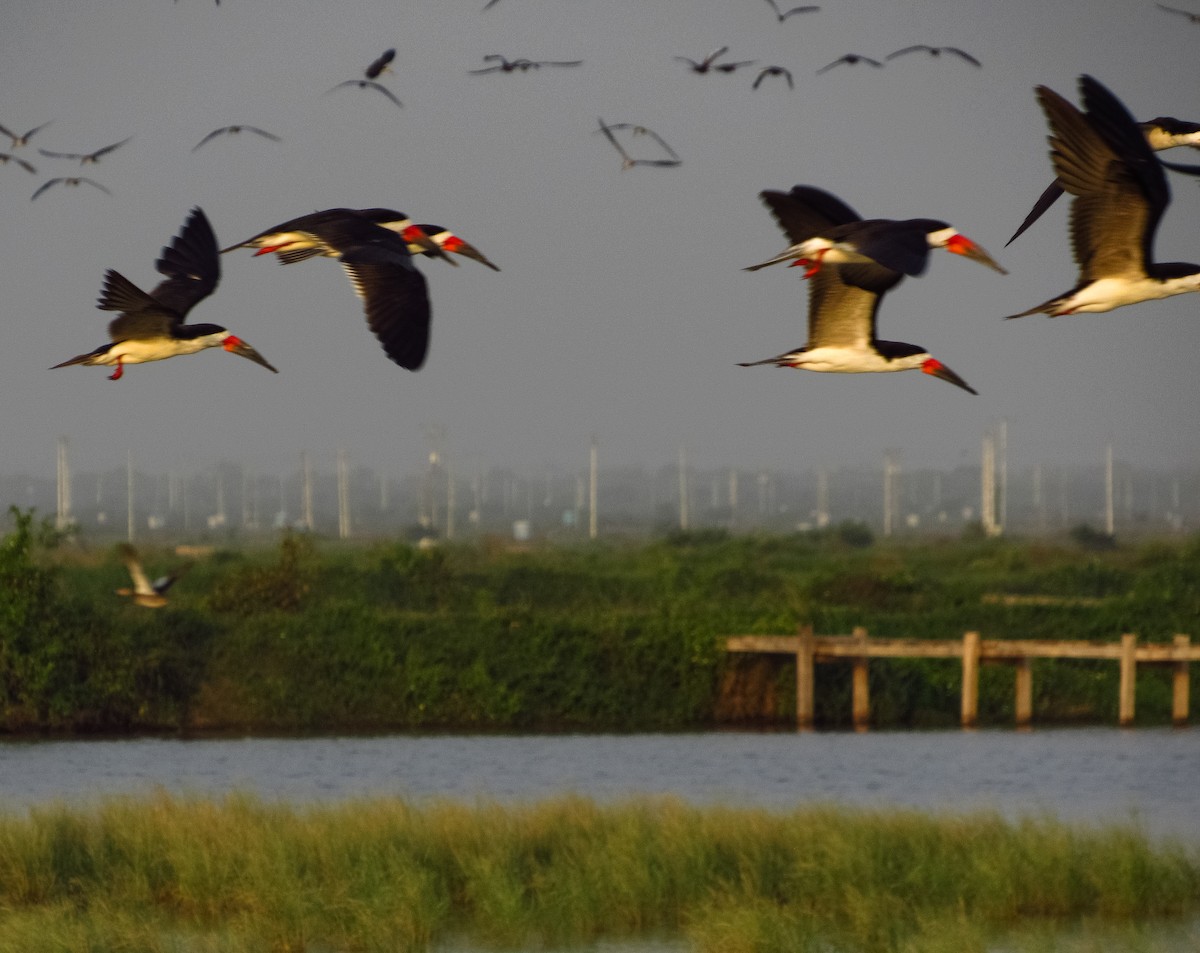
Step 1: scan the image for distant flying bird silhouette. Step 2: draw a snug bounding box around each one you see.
[763,0,820,21]
[37,136,131,164]
[469,54,583,73]
[1156,3,1200,22]
[815,54,883,74]
[192,125,282,151]
[365,48,396,79]
[0,153,36,174]
[753,65,794,90]
[326,79,403,107]
[595,118,681,169]
[674,46,755,74]
[115,543,190,609]
[31,176,111,200]
[885,45,981,67]
[0,119,52,149]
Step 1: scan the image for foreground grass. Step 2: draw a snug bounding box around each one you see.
[0,794,1195,953]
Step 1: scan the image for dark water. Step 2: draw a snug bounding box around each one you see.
[1,727,1196,842]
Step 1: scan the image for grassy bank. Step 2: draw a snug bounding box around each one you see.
[3,507,1200,732]
[0,793,1195,953]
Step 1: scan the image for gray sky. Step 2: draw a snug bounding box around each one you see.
[2,0,1199,483]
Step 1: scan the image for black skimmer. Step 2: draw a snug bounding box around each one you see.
[674,46,755,74]
[595,118,681,169]
[753,66,794,90]
[326,79,403,108]
[50,207,277,380]
[410,224,500,270]
[469,55,583,74]
[31,176,111,200]
[0,119,51,149]
[885,45,981,67]
[37,136,131,164]
[115,543,189,609]
[1006,116,1200,246]
[763,1,820,21]
[739,186,977,394]
[0,153,36,174]
[365,48,396,80]
[743,209,1007,278]
[192,125,281,151]
[815,54,883,74]
[237,212,434,370]
[220,207,450,265]
[1156,3,1200,22]
[1004,75,1200,319]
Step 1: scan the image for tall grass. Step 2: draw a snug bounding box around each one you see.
[0,793,1194,952]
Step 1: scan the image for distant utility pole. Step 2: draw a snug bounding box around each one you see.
[589,436,598,540]
[446,461,456,540]
[126,450,135,543]
[301,451,314,531]
[816,467,829,528]
[882,449,901,537]
[337,448,350,539]
[1105,442,1114,536]
[981,431,998,536]
[728,468,739,526]
[56,436,71,531]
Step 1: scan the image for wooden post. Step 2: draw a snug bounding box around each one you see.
[961,631,980,729]
[1118,633,1137,727]
[1014,657,1032,729]
[1173,634,1190,727]
[851,626,870,732]
[796,624,815,732]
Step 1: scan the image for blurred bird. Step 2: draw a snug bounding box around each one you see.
[364,48,396,79]
[469,54,583,73]
[674,46,755,74]
[815,54,883,74]
[115,543,190,609]
[325,79,403,107]
[50,207,277,380]
[753,65,794,90]
[885,45,981,67]
[1156,3,1200,22]
[763,0,820,21]
[739,185,977,394]
[1004,75,1200,319]
[595,118,681,169]
[37,136,131,164]
[0,153,36,174]
[31,176,111,200]
[192,125,281,151]
[0,119,51,149]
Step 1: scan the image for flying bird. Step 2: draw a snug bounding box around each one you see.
[815,54,883,74]
[0,153,36,174]
[1156,3,1200,22]
[753,65,794,90]
[595,118,681,169]
[325,79,403,108]
[674,46,755,74]
[192,125,281,151]
[469,54,583,73]
[0,119,51,149]
[115,543,189,609]
[739,185,977,394]
[1004,75,1200,319]
[885,45,981,67]
[50,206,277,380]
[763,0,820,21]
[37,136,131,164]
[229,210,435,370]
[31,176,111,200]
[365,48,396,79]
[1006,115,1200,246]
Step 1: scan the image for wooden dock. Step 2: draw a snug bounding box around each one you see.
[725,627,1198,730]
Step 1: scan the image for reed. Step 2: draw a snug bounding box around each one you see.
[0,793,1194,952]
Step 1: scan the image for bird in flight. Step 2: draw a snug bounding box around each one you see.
[763,0,820,21]
[674,46,755,74]
[37,136,131,164]
[0,119,52,149]
[1156,3,1200,22]
[326,79,403,108]
[1004,75,1200,319]
[365,48,396,79]
[192,125,281,151]
[469,54,583,73]
[595,118,681,169]
[0,153,36,174]
[50,206,277,380]
[115,543,190,608]
[31,176,111,200]
[885,45,981,67]
[739,185,977,394]
[815,54,883,74]
[753,66,794,90]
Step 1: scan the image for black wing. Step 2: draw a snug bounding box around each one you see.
[147,206,221,319]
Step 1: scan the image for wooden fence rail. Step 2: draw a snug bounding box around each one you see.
[725,627,1197,730]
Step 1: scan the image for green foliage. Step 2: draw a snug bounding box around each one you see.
[1070,523,1117,550]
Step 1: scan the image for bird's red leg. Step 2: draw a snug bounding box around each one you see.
[108,359,124,381]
